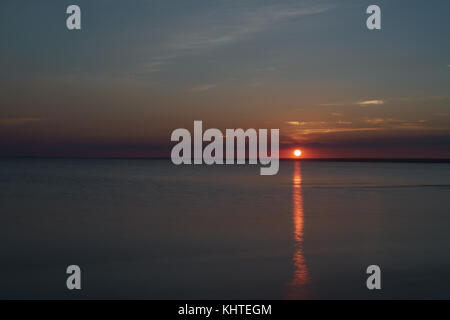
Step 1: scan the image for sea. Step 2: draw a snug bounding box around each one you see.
[0,158,449,299]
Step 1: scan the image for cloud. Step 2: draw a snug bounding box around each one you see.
[0,117,44,126]
[187,84,216,93]
[318,103,344,107]
[289,127,383,136]
[364,117,393,124]
[303,127,381,134]
[169,3,332,52]
[145,2,334,72]
[320,99,385,107]
[394,120,428,129]
[284,117,432,141]
[357,100,385,106]
[285,121,327,126]
[142,61,165,73]
[364,118,429,129]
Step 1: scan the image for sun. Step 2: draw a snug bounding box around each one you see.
[293,149,302,157]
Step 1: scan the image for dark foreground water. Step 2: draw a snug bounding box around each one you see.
[0,158,449,299]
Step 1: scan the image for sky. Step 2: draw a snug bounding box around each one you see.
[1,0,449,158]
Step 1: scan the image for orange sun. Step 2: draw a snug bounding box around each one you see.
[293,149,302,157]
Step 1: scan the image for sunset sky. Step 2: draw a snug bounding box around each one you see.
[1,0,449,158]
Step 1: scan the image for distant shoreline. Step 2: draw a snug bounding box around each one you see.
[1,156,450,163]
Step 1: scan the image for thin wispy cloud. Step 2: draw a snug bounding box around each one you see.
[357,100,385,106]
[142,61,165,73]
[283,117,432,142]
[169,3,333,52]
[364,117,393,124]
[288,127,383,136]
[319,103,345,107]
[364,118,428,126]
[187,84,217,93]
[146,2,334,72]
[362,118,431,130]
[319,99,385,107]
[303,127,381,134]
[285,121,326,126]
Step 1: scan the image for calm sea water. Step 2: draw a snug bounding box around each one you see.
[0,158,449,299]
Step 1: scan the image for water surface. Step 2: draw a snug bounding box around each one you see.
[0,159,449,299]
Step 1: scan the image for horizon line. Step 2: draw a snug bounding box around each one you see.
[1,156,449,163]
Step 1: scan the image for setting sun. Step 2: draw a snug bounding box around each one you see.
[293,149,302,157]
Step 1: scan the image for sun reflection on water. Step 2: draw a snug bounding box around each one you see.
[286,161,310,299]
